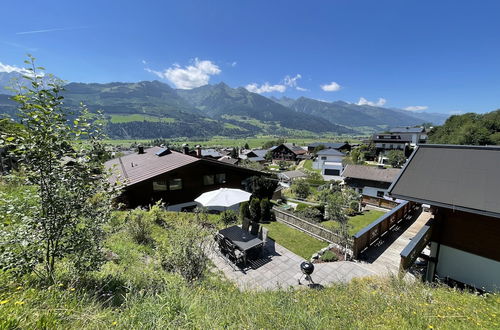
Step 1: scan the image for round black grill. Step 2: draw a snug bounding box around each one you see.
[300,261,314,275]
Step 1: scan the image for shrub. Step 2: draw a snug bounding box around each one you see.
[291,180,310,199]
[159,220,208,284]
[239,201,250,221]
[321,250,338,262]
[297,207,323,222]
[260,198,272,222]
[220,210,238,225]
[249,198,261,223]
[126,209,153,245]
[148,201,169,228]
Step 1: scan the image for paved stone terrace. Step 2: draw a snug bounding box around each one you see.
[208,210,432,291]
[208,239,378,291]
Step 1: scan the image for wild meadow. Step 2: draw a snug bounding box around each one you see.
[1,186,498,329]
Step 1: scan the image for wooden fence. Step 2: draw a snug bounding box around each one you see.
[362,195,399,209]
[272,207,352,247]
[352,201,421,259]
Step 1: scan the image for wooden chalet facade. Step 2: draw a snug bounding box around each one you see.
[389,145,500,292]
[271,143,306,162]
[106,146,262,210]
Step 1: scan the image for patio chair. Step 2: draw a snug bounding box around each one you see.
[225,239,245,268]
[259,227,269,247]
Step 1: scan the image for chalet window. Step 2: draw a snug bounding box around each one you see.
[203,174,215,185]
[382,144,386,149]
[321,156,327,160]
[377,191,384,197]
[169,178,182,191]
[152,180,167,191]
[216,173,226,184]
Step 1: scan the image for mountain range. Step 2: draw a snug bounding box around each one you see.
[0,71,449,139]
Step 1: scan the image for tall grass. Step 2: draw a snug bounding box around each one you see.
[1,208,499,329]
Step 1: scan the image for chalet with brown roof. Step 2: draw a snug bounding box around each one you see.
[271,143,306,162]
[105,146,262,210]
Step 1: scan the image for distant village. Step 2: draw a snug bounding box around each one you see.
[105,126,427,210]
[103,125,500,292]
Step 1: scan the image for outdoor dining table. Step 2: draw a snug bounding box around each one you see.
[218,225,263,266]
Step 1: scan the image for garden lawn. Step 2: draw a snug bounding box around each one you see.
[262,221,328,259]
[303,159,320,173]
[322,210,386,236]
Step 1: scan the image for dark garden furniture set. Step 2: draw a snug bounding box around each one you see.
[215,225,264,269]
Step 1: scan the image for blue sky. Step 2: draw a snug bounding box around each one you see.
[1,0,500,114]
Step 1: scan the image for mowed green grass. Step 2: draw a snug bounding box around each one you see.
[322,210,387,235]
[109,114,176,123]
[262,221,328,259]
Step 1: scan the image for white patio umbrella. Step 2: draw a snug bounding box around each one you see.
[195,188,252,208]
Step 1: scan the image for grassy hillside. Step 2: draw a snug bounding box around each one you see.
[109,114,176,123]
[1,205,498,329]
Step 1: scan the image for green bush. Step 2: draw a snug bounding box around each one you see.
[158,220,208,284]
[297,207,323,222]
[126,209,154,245]
[291,180,310,199]
[220,210,238,225]
[260,198,272,222]
[239,201,250,221]
[249,198,261,222]
[321,250,338,262]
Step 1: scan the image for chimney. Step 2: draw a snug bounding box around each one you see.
[195,144,202,158]
[138,145,144,154]
[182,143,189,155]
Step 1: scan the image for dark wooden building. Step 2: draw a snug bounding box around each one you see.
[106,146,262,210]
[389,144,500,292]
[271,143,306,162]
[307,142,351,153]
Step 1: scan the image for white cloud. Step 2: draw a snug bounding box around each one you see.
[357,97,387,107]
[246,73,307,94]
[320,81,341,92]
[284,74,308,91]
[0,62,32,75]
[141,60,147,65]
[231,61,237,67]
[403,105,428,111]
[245,82,286,93]
[145,58,221,89]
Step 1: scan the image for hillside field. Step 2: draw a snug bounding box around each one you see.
[1,208,498,329]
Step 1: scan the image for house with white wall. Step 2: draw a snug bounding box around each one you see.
[389,144,500,292]
[312,149,345,181]
[342,164,401,198]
